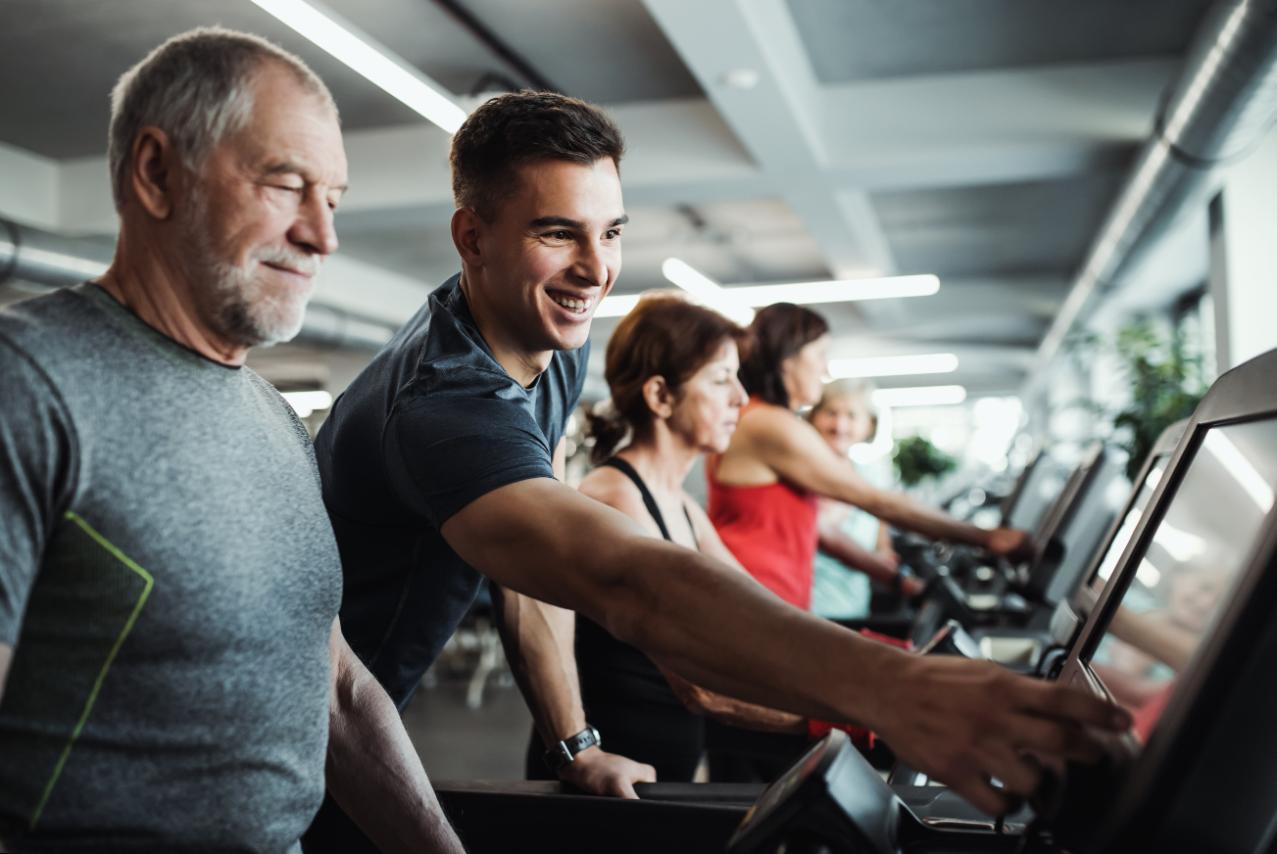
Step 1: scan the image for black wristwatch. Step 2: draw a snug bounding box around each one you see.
[544,725,601,773]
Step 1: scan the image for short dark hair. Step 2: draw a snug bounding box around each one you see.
[449,91,625,220]
[589,293,748,465]
[739,303,829,409]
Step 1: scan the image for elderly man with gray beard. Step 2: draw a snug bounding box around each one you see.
[0,28,463,854]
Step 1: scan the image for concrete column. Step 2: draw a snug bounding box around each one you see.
[1210,127,1277,371]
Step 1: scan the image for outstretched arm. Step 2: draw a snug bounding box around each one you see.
[326,619,465,854]
[747,406,1032,560]
[442,477,1130,816]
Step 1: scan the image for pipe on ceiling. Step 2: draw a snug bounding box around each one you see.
[0,219,395,351]
[1027,0,1277,392]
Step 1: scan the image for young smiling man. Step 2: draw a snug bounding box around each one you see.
[308,91,1131,849]
[0,29,460,853]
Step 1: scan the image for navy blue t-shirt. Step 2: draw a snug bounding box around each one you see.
[314,274,587,706]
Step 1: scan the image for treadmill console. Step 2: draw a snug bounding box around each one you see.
[727,731,906,854]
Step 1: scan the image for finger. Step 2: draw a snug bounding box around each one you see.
[635,762,657,784]
[1001,714,1105,764]
[980,747,1042,801]
[613,776,640,799]
[1016,680,1132,732]
[948,774,1012,817]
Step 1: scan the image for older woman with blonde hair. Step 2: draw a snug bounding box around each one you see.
[806,379,924,619]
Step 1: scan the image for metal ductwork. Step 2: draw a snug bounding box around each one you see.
[1029,0,1277,389]
[0,219,395,351]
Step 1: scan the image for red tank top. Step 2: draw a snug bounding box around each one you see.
[707,403,819,609]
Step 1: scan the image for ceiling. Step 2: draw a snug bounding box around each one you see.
[0,0,1216,400]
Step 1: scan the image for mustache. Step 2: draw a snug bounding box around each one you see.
[257,247,321,277]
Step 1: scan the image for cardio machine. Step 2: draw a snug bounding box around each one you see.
[432,347,1277,854]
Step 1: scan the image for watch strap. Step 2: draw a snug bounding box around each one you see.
[544,725,601,772]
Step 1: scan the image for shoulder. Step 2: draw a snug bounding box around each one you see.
[0,288,94,358]
[736,400,809,451]
[0,303,79,426]
[579,464,646,521]
[243,369,312,447]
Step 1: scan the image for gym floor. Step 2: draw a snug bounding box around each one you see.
[404,668,533,783]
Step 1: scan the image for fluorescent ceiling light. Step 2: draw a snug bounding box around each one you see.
[595,271,940,318]
[282,389,334,418]
[873,385,967,408]
[728,275,939,307]
[252,0,468,133]
[660,258,755,324]
[828,353,958,379]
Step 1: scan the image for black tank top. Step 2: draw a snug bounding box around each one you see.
[575,457,699,709]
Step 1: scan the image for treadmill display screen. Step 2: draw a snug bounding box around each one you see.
[1087,419,1277,745]
[1008,458,1068,533]
[1091,457,1168,587]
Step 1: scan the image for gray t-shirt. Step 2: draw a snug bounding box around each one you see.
[0,284,342,852]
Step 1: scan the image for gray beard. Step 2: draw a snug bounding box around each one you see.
[178,193,310,349]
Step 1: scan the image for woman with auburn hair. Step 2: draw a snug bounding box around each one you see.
[709,302,1032,612]
[524,292,814,783]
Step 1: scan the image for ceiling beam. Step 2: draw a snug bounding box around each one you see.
[642,0,895,278]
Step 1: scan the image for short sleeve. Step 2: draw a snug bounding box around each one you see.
[384,392,554,528]
[0,335,78,644]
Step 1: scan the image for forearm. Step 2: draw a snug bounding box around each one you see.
[491,584,585,746]
[1107,609,1196,672]
[661,667,804,734]
[819,529,897,584]
[601,537,905,731]
[328,636,464,853]
[863,489,989,550]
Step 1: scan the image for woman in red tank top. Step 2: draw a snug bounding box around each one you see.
[709,303,1036,610]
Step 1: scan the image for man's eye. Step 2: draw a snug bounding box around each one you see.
[543,230,572,240]
[604,228,623,240]
[272,184,305,194]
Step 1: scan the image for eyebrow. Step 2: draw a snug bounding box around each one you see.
[528,214,629,229]
[263,161,349,193]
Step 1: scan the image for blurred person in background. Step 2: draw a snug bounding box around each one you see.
[703,303,1035,781]
[708,302,1033,611]
[807,380,924,620]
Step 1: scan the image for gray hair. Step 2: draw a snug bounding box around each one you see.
[107,26,337,209]
[813,378,878,414]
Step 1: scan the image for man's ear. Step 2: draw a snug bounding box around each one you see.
[451,207,485,268]
[127,126,180,220]
[641,375,675,420]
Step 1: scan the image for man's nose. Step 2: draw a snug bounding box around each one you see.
[291,191,339,257]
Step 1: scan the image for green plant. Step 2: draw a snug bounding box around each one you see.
[1110,320,1208,479]
[893,435,957,488]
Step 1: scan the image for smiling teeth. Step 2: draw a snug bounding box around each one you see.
[550,294,590,312]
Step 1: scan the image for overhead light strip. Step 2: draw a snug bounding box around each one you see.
[251,0,468,133]
[659,257,755,324]
[872,385,967,408]
[731,275,939,306]
[828,353,958,379]
[596,270,940,319]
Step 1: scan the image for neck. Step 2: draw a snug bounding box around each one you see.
[97,229,249,366]
[618,425,700,497]
[458,270,550,387]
